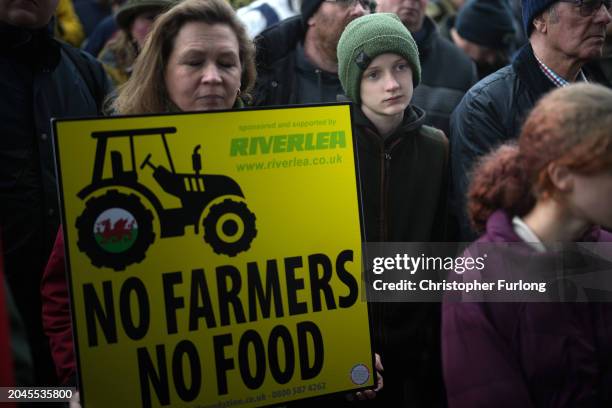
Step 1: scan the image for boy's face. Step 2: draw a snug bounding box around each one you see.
[359,53,413,118]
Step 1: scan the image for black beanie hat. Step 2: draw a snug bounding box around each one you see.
[455,0,516,50]
[301,0,325,26]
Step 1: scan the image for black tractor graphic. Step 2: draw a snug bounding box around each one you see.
[75,127,257,271]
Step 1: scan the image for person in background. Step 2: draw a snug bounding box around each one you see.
[450,0,612,241]
[337,12,448,407]
[98,0,175,86]
[375,0,476,140]
[441,0,516,79]
[443,83,612,407]
[1,0,111,386]
[253,0,369,106]
[237,0,301,38]
[375,0,475,240]
[55,0,86,46]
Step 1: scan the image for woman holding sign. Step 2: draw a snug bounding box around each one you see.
[42,0,256,390]
[43,0,383,404]
[336,13,448,407]
[443,83,612,407]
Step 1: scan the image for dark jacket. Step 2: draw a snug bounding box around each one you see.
[355,105,448,242]
[253,16,344,106]
[0,22,111,384]
[442,210,612,407]
[253,16,303,106]
[449,43,609,241]
[412,16,477,138]
[354,105,449,407]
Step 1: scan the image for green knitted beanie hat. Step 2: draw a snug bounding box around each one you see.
[337,13,421,105]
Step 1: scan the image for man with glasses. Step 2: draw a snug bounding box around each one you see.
[450,0,611,241]
[252,0,369,106]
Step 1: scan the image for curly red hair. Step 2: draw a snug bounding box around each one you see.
[468,83,612,232]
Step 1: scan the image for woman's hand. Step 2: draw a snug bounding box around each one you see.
[355,353,383,400]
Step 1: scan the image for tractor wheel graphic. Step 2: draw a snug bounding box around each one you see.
[203,199,257,256]
[76,190,155,271]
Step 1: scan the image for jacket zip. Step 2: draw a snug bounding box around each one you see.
[379,148,386,241]
[373,133,402,357]
[380,139,402,241]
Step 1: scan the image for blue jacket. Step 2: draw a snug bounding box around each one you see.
[449,44,610,241]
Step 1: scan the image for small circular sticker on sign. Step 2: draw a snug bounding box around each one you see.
[350,364,370,385]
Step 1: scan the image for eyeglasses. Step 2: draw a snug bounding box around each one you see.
[324,0,372,10]
[558,0,612,17]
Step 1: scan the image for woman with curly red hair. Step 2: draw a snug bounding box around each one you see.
[442,83,612,407]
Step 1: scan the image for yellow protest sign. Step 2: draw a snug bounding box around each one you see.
[53,104,375,408]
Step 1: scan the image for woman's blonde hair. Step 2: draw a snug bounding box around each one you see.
[112,0,256,115]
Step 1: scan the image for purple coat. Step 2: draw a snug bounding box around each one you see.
[442,210,612,407]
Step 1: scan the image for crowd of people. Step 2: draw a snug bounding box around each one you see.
[1,0,612,406]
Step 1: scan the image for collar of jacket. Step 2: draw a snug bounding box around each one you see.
[512,43,558,97]
[295,42,339,80]
[255,15,304,68]
[512,42,611,91]
[0,21,60,69]
[484,209,606,243]
[353,103,426,142]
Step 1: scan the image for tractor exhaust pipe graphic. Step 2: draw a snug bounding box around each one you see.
[192,145,202,176]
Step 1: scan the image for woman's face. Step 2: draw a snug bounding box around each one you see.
[130,9,160,50]
[359,53,413,119]
[566,169,612,229]
[164,21,242,112]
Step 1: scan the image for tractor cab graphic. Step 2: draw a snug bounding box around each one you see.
[75,126,257,270]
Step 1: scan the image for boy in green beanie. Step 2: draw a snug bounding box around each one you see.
[337,12,449,407]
